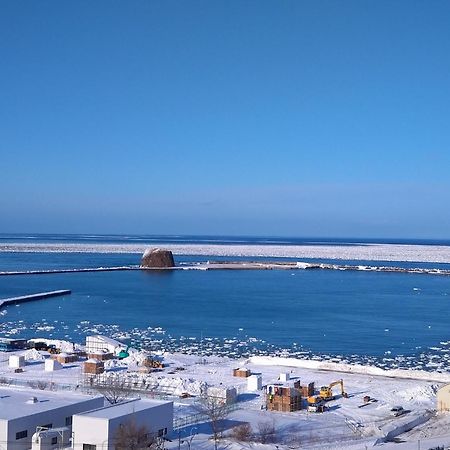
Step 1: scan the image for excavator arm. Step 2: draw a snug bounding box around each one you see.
[319,379,348,400]
[329,379,345,395]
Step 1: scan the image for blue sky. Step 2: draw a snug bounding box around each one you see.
[1,1,449,238]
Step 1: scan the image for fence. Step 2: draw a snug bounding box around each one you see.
[173,403,240,431]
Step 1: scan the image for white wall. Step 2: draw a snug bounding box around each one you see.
[72,416,109,450]
[0,421,8,450]
[73,401,173,450]
[2,397,103,450]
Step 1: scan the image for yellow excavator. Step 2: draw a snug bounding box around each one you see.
[307,396,326,413]
[319,379,348,401]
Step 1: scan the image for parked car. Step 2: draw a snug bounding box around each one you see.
[390,406,405,417]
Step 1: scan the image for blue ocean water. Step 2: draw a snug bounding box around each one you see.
[1,233,450,246]
[1,235,450,369]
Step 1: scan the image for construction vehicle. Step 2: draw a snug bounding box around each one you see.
[31,342,60,354]
[307,396,326,413]
[47,345,60,354]
[319,379,348,401]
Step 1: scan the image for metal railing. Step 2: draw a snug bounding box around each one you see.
[173,403,240,430]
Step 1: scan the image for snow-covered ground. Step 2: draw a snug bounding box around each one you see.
[2,339,450,449]
[1,242,450,263]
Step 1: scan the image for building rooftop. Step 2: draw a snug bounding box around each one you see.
[76,398,172,420]
[87,335,123,347]
[0,387,102,421]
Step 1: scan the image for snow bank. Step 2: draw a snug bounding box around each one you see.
[396,384,439,402]
[248,356,450,383]
[375,411,434,444]
[146,376,207,396]
[23,349,45,361]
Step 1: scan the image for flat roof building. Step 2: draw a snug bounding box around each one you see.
[0,337,28,352]
[0,387,104,450]
[73,398,174,450]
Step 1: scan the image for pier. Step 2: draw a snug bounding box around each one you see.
[0,266,137,276]
[0,290,71,308]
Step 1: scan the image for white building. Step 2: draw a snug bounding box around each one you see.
[85,335,124,355]
[8,354,25,368]
[44,359,62,371]
[247,374,262,391]
[72,398,174,450]
[0,387,104,450]
[437,383,450,412]
[206,386,237,405]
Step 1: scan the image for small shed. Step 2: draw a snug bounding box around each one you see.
[279,372,290,382]
[207,386,237,405]
[87,351,113,361]
[247,374,262,391]
[84,359,105,375]
[54,352,78,364]
[437,384,450,412]
[9,355,25,368]
[233,368,251,378]
[45,358,63,371]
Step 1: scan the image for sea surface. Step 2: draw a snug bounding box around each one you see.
[1,234,450,371]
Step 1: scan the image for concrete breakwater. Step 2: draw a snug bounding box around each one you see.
[0,266,137,276]
[0,262,448,277]
[0,289,71,308]
[191,261,450,276]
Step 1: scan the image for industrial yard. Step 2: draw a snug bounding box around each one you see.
[1,335,450,449]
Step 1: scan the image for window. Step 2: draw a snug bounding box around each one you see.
[16,430,27,440]
[83,444,97,450]
[65,416,73,426]
[51,437,58,445]
[158,428,167,436]
[40,423,52,429]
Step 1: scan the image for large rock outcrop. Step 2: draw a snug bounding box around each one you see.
[141,248,175,268]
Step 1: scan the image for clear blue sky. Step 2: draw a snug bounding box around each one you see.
[1,1,449,238]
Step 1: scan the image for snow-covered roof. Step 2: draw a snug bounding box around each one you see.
[76,398,172,420]
[86,335,123,347]
[0,387,101,421]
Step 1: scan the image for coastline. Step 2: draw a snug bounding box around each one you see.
[0,338,445,449]
[1,241,449,374]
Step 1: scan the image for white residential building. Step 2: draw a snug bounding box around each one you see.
[0,387,104,450]
[72,398,174,450]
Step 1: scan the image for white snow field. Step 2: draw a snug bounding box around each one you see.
[2,341,450,449]
[1,241,450,263]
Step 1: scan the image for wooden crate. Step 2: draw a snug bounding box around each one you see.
[266,385,302,412]
[300,382,315,397]
[87,352,113,361]
[267,394,301,412]
[84,360,104,374]
[233,368,251,378]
